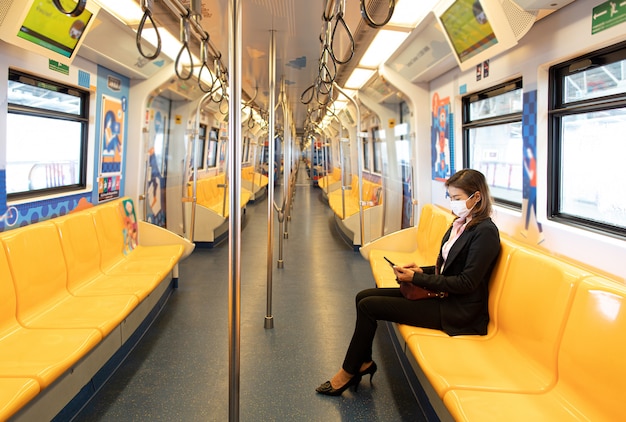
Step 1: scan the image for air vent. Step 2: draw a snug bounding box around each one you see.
[502,0,537,40]
[250,0,297,37]
[0,0,12,28]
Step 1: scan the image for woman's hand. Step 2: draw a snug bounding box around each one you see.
[393,264,423,283]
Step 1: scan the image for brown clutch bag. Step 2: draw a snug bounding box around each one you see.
[399,283,448,300]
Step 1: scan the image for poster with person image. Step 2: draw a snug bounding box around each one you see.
[431,93,454,181]
[101,94,124,174]
[120,198,138,255]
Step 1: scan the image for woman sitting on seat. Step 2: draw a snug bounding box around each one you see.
[316,169,501,396]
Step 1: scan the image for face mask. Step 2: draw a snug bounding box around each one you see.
[450,193,475,219]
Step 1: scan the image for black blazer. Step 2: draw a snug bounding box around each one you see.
[412,218,500,336]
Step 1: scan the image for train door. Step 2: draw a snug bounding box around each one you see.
[311,140,328,182]
[399,102,414,228]
[362,111,404,240]
[260,136,281,185]
[142,81,202,236]
[361,126,384,245]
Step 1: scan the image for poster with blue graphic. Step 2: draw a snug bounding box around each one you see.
[96,66,129,202]
[431,93,454,181]
[144,96,169,227]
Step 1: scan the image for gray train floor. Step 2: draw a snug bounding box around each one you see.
[74,166,427,421]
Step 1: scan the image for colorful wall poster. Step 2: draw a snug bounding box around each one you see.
[95,66,129,203]
[120,197,138,254]
[144,96,170,227]
[431,93,455,181]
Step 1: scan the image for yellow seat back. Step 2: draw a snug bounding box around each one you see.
[90,200,126,271]
[557,276,626,420]
[350,176,359,199]
[416,204,434,248]
[497,247,584,372]
[333,167,341,181]
[54,211,103,292]
[241,167,252,181]
[422,206,454,264]
[198,178,213,206]
[0,245,19,338]
[1,222,68,325]
[484,237,518,334]
[362,181,373,203]
[209,176,222,202]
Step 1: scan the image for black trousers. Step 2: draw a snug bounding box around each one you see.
[342,287,443,375]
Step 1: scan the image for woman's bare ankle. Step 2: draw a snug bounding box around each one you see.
[330,369,353,389]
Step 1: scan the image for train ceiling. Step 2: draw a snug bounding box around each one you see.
[79,0,576,132]
[80,0,418,132]
[149,0,400,132]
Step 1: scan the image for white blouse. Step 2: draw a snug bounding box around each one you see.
[440,216,472,272]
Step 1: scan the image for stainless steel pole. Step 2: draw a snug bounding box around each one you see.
[283,102,291,238]
[265,29,276,329]
[228,0,242,420]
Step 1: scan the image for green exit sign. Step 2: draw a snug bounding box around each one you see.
[592,1,626,34]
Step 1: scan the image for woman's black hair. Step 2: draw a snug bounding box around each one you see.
[445,169,493,228]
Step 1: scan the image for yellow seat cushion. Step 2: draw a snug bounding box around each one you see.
[0,378,40,421]
[327,177,381,219]
[90,200,179,277]
[398,237,519,341]
[2,221,138,337]
[368,205,454,288]
[242,167,268,187]
[191,176,251,217]
[407,247,586,397]
[318,168,341,189]
[443,276,626,421]
[443,388,588,422]
[54,210,165,301]
[0,245,101,388]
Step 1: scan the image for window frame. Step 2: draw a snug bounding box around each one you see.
[462,77,523,209]
[548,41,626,238]
[206,127,219,168]
[7,69,89,199]
[194,123,207,170]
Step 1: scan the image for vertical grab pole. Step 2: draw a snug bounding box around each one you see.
[283,103,291,237]
[277,133,284,267]
[334,84,364,246]
[323,137,328,191]
[228,0,242,420]
[189,121,198,242]
[265,29,276,330]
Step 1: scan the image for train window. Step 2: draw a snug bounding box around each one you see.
[462,78,523,208]
[6,69,88,198]
[372,127,384,174]
[549,42,626,236]
[242,136,250,163]
[206,127,219,168]
[363,135,370,171]
[194,124,207,170]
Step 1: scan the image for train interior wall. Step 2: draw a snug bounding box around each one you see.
[0,0,624,278]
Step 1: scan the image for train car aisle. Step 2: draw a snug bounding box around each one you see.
[74,163,428,421]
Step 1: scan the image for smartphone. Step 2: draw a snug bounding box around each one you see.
[384,256,396,267]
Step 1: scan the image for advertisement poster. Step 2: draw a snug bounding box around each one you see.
[96,67,129,203]
[431,93,455,181]
[144,96,169,227]
[101,94,125,174]
[121,197,138,254]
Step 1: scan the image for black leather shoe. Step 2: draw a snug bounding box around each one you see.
[315,375,362,396]
[359,361,377,384]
